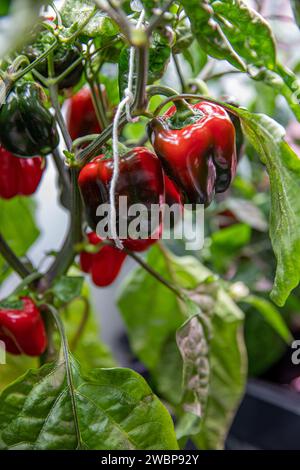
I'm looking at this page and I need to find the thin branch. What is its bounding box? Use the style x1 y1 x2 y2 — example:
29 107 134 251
147 0 174 35
52 148 71 193
0 235 31 279
172 53 185 92
125 249 184 300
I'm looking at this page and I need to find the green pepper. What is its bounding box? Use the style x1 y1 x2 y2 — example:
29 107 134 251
24 32 83 89
0 81 59 157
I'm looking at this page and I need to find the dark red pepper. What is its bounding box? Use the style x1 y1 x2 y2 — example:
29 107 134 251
164 174 183 208
80 232 127 287
0 146 44 199
0 297 47 356
78 147 164 238
67 87 102 141
148 101 237 207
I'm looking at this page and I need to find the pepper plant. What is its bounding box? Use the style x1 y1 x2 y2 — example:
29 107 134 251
0 0 299 451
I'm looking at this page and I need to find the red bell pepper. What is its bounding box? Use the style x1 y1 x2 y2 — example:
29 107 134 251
78 147 165 239
67 87 102 141
0 146 44 199
0 297 47 356
80 232 127 287
148 101 237 207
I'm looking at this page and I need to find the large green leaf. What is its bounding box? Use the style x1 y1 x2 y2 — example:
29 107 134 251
0 354 178 450
180 0 300 121
181 0 276 71
232 107 300 306
0 197 39 284
118 246 246 449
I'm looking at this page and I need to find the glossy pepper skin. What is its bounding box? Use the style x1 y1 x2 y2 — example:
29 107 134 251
78 147 165 237
0 297 47 356
148 101 237 207
25 32 83 90
0 146 44 199
67 87 102 141
80 232 127 287
0 82 59 157
164 175 183 208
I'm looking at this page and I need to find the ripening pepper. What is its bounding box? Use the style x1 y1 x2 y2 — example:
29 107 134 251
0 82 59 157
80 232 127 287
0 146 44 199
78 147 165 238
148 101 237 207
24 32 83 90
0 297 47 356
67 87 102 141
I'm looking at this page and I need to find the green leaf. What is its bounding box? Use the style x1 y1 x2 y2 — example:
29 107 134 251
192 290 246 450
0 355 179 450
181 0 276 72
233 107 300 305
0 197 39 284
241 295 291 343
52 275 84 305
60 0 119 38
0 355 37 393
118 246 246 449
180 1 300 121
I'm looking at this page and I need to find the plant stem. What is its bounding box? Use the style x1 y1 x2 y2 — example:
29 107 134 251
45 303 83 449
52 148 71 192
86 66 107 130
133 45 149 113
153 93 241 117
59 7 98 43
0 235 31 279
72 134 101 150
49 84 73 152
172 53 185 92
94 0 132 41
11 38 58 82
69 297 90 351
76 113 127 165
125 250 184 300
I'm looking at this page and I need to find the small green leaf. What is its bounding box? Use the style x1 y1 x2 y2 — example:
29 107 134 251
52 276 84 305
60 0 119 38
